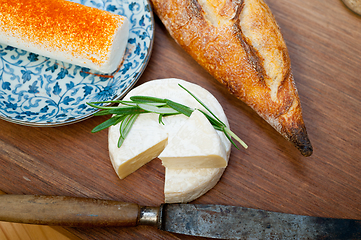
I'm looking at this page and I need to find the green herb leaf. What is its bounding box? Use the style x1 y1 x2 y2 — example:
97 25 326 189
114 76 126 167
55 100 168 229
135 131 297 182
87 84 247 150
159 114 165 125
87 102 118 110
180 84 247 149
91 106 146 116
224 127 248 149
108 106 146 115
93 109 114 116
223 128 240 150
130 96 166 103
91 115 125 133
87 100 122 105
118 114 139 147
197 109 224 129
137 103 179 114
179 84 226 127
165 99 194 117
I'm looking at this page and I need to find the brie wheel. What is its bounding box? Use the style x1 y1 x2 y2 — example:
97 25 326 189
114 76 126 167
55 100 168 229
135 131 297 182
108 78 231 203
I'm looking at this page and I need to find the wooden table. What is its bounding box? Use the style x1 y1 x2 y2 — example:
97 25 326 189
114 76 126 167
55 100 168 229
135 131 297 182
1 0 360 239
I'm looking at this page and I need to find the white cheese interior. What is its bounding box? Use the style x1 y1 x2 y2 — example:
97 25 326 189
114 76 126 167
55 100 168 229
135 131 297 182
108 78 231 203
0 9 129 74
159 110 228 169
108 113 168 179
100 19 129 73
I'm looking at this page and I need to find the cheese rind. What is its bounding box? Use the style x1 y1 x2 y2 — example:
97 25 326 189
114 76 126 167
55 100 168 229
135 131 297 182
164 167 225 203
159 110 228 169
0 0 129 73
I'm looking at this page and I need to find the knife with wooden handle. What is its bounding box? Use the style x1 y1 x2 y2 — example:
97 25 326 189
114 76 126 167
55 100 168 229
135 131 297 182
0 195 360 239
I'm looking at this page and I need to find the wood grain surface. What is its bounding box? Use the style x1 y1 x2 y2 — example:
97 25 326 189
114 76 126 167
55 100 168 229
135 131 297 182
0 0 360 239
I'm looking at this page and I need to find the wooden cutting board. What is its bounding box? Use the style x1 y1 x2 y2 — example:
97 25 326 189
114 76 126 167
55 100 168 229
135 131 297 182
0 0 360 239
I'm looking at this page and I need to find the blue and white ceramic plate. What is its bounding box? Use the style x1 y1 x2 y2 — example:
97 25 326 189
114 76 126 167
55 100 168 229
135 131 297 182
0 0 154 126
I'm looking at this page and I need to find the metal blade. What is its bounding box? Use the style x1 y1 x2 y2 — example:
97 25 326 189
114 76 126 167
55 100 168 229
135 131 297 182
160 204 361 239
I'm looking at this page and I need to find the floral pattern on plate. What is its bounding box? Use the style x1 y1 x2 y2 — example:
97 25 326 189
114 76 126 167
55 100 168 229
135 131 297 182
0 0 154 126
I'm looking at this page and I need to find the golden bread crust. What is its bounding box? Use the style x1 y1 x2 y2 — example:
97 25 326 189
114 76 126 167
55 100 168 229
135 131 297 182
151 0 313 156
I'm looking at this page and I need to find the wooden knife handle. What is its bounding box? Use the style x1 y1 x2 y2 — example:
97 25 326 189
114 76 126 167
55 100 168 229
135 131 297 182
0 195 160 227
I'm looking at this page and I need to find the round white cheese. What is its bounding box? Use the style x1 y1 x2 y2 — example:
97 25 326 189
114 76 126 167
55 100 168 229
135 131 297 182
108 78 231 203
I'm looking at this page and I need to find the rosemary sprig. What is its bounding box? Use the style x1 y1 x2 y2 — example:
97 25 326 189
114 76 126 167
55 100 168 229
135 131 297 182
87 84 248 149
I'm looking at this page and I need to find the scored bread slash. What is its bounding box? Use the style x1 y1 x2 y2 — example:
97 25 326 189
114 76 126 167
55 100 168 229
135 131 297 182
0 0 129 73
159 110 228 169
105 78 232 203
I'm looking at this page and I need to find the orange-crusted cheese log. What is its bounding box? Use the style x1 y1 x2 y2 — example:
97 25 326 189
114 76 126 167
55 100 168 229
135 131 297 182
0 0 129 73
151 0 313 156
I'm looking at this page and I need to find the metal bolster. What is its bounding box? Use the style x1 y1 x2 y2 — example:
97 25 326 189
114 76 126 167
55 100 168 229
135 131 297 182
139 204 165 229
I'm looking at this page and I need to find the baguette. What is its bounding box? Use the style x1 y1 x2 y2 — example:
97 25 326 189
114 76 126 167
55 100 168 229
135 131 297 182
150 0 313 156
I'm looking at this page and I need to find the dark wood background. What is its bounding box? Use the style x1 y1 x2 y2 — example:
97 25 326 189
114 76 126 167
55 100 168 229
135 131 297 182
1 0 360 239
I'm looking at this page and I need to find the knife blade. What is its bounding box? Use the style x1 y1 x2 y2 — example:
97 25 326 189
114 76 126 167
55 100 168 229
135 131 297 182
0 195 359 239
162 204 361 239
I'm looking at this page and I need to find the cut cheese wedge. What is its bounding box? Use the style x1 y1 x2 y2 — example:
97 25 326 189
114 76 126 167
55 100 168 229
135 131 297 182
159 110 228 169
108 114 168 179
108 78 231 203
0 0 129 73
